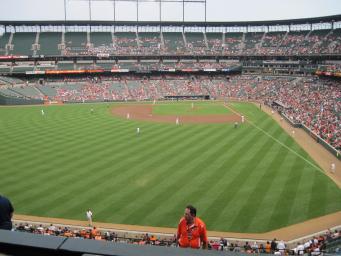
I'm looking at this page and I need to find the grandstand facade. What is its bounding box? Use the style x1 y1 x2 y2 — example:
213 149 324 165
0 15 340 76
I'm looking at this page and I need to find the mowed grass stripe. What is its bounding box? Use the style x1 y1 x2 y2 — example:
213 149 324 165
52 124 220 220
0 119 142 192
21 122 208 216
227 134 294 232
232 102 340 228
92 124 250 223
307 170 327 218
1 116 167 169
0 107 118 162
202 124 283 231
159 130 270 226
246 147 298 232
265 154 309 230
43 124 212 218
226 103 338 229
0 111 166 185
140 125 265 227
153 118 277 229
246 153 310 232
254 157 312 229
91 124 233 223
15 123 188 214
196 118 275 208
3 117 162 203
118 125 249 225
88 129 227 220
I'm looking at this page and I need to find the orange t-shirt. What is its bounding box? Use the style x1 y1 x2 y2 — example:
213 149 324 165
90 228 98 238
265 243 271 253
177 217 208 249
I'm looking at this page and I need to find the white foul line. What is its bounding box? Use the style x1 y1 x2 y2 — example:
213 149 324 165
224 103 325 174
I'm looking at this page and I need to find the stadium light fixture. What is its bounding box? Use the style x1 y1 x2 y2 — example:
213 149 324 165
67 0 206 25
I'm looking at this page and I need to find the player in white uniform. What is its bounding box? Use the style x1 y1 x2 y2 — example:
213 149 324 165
331 163 336 174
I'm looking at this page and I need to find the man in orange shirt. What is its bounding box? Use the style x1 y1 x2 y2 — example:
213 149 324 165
177 205 208 249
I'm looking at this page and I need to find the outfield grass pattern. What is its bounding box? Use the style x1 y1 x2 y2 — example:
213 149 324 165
0 102 340 233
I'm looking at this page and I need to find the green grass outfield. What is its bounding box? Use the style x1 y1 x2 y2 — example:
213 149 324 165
0 101 340 233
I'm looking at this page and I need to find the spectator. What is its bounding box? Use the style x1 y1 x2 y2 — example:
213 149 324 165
265 241 271 253
271 238 277 253
177 205 208 249
277 240 286 255
0 194 14 230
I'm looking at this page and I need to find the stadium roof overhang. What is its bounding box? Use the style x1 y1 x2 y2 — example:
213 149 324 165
0 14 340 27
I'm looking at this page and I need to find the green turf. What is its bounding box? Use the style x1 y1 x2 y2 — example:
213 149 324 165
152 101 231 115
0 102 340 233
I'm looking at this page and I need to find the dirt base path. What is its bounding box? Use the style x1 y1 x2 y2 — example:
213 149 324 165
13 102 341 242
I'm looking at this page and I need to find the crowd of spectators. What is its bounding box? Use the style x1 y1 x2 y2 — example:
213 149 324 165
112 61 237 71
263 77 341 150
138 35 162 55
222 35 244 55
11 222 340 254
257 30 341 56
318 64 341 73
207 38 223 54
60 29 341 56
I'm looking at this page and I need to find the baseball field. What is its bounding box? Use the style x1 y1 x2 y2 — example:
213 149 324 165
0 101 340 233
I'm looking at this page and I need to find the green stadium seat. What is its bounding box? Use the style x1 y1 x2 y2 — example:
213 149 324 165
12 66 35 73
64 32 87 55
0 33 11 55
10 33 36 55
37 85 57 97
163 33 186 54
223 32 243 54
0 65 11 73
115 32 137 47
10 86 42 99
57 62 75 70
91 32 112 47
206 33 223 53
38 32 62 56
